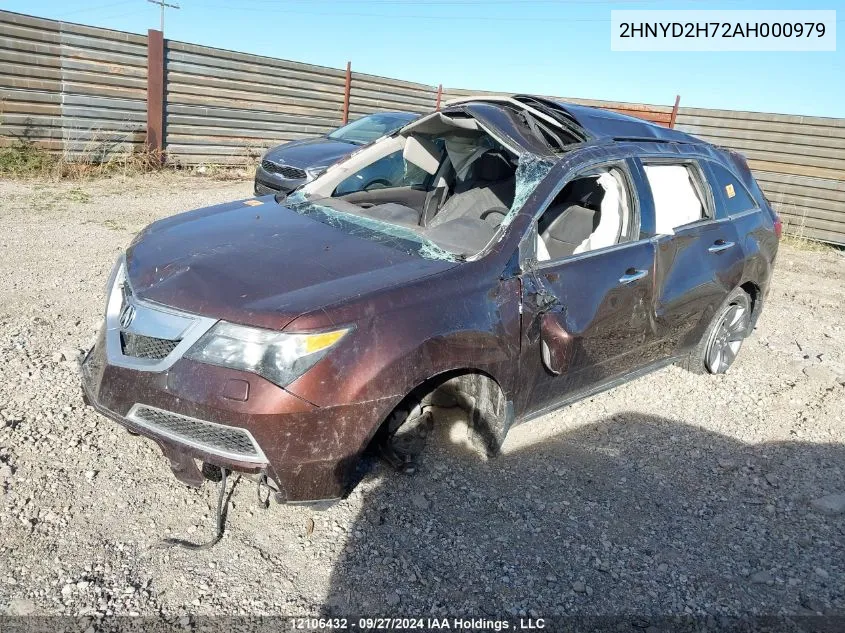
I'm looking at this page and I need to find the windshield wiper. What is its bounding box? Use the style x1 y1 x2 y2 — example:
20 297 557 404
328 135 369 145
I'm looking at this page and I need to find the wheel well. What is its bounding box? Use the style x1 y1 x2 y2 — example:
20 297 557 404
372 369 512 457
740 281 761 317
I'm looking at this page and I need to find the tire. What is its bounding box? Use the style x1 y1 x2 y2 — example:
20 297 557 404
373 397 430 474
681 288 752 375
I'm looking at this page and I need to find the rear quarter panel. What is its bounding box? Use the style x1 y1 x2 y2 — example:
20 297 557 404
735 208 778 308
716 149 779 311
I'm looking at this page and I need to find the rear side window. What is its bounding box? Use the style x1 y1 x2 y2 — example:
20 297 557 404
643 164 708 235
706 162 758 215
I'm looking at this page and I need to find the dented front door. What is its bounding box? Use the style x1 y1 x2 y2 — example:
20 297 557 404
518 239 658 417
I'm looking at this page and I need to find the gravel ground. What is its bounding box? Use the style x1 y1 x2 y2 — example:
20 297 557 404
0 174 843 621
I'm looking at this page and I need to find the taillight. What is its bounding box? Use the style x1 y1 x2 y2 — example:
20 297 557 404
774 215 783 240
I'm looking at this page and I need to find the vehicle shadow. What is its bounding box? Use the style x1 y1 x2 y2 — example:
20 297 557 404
322 409 844 619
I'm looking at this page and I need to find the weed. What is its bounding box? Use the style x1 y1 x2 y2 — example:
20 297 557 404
780 232 840 254
777 209 840 254
0 140 54 176
81 218 129 231
65 187 91 203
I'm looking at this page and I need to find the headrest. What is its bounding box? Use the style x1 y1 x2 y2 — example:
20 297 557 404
403 135 441 175
477 150 512 182
570 176 603 208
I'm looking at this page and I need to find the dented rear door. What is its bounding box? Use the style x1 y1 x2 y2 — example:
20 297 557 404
632 157 746 357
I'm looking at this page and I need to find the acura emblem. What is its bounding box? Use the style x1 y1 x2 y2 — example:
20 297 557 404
119 302 136 329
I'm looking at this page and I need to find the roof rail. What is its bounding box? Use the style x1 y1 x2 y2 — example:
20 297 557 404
611 136 695 144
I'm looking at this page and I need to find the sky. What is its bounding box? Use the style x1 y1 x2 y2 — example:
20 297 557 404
5 0 844 118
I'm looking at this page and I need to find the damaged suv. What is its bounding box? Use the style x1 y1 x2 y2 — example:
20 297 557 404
82 95 780 506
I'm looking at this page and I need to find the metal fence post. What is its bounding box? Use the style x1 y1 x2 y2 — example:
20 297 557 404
342 61 351 124
669 95 681 128
146 29 165 162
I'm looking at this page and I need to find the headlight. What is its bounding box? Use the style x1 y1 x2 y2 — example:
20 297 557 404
305 165 329 180
185 322 350 387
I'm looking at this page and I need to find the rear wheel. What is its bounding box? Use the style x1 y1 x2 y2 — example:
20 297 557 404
682 288 751 375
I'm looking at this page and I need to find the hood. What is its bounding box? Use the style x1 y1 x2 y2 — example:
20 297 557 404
126 198 457 330
263 137 358 170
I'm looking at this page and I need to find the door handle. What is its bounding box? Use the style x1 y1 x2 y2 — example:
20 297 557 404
708 240 735 253
618 268 648 285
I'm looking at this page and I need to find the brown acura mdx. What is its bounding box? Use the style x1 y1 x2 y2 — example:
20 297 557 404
82 95 780 506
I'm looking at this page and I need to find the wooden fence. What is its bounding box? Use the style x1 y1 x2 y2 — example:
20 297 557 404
674 108 845 244
0 11 147 158
1 9 843 244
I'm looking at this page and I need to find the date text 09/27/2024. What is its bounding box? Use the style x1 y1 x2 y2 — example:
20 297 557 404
292 617 547 630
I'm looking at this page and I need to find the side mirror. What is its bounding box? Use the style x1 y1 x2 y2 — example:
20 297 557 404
540 312 573 375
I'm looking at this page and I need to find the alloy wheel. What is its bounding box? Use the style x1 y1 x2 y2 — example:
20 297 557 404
705 302 749 374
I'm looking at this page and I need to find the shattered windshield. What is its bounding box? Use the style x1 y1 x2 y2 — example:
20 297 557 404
282 152 555 262
496 153 556 232
281 107 559 263
282 191 460 262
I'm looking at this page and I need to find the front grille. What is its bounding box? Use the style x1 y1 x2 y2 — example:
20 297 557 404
121 332 179 360
127 405 265 462
261 160 306 179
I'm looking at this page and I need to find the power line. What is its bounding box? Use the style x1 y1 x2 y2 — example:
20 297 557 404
198 5 695 21
199 0 752 22
235 0 744 4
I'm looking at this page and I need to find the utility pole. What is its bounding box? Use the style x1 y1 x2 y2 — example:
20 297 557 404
147 0 179 33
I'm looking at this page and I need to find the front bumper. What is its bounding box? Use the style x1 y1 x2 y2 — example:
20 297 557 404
253 164 307 196
81 330 393 503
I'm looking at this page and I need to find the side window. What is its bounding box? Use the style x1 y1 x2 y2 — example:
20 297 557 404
706 162 757 216
334 149 431 196
535 166 635 262
643 163 708 235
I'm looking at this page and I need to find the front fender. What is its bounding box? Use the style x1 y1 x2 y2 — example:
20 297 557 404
284 268 522 412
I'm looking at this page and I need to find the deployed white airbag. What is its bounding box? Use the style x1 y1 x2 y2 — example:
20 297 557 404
644 164 704 235
574 172 623 254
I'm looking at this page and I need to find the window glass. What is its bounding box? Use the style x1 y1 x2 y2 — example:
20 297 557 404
334 150 430 196
327 114 410 145
707 162 757 215
535 167 633 261
643 164 706 235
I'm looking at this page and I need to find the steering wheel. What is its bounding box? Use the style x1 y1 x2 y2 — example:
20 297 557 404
479 206 510 227
364 178 392 191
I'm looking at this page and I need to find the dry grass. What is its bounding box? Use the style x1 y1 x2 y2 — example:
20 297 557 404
779 210 841 254
0 118 264 183
0 139 261 183
186 162 257 181
0 138 164 180
780 232 840 254
172 139 265 181
0 106 267 182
